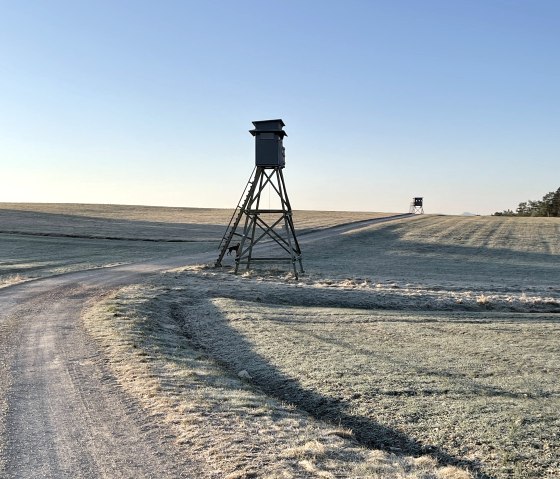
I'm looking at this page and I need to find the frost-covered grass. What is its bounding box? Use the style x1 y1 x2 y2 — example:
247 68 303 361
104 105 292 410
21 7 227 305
10 205 556 477
0 273 25 288
0 202 393 286
0 204 227 241
0 202 391 239
197 276 559 478
84 281 471 479
0 233 210 287
302 215 560 290
0 203 220 286
87 266 559 478
83 214 560 478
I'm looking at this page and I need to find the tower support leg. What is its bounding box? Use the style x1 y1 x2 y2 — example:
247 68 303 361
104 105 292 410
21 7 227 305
217 166 303 278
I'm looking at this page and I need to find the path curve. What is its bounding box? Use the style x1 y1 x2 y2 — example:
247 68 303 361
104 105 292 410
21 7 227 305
0 213 413 478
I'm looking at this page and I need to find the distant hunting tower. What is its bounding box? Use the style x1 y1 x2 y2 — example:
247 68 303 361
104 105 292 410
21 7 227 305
215 119 304 278
410 197 424 214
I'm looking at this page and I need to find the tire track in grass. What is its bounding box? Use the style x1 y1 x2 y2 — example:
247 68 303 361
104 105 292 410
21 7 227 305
164 268 559 478
110 270 491 478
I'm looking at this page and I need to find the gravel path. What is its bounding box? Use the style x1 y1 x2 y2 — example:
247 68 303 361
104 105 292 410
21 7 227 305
0 259 214 478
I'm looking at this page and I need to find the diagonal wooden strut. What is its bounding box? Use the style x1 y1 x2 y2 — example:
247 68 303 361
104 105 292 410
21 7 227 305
215 166 303 278
215 166 260 267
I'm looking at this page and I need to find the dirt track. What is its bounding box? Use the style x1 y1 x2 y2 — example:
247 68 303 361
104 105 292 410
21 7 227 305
0 259 211 478
0 214 409 478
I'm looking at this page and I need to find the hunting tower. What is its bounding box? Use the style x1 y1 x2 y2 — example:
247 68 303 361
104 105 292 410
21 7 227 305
215 119 304 278
410 197 424 214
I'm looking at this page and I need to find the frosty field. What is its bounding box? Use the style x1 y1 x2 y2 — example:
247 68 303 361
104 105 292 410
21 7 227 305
2 204 559 478
0 203 388 286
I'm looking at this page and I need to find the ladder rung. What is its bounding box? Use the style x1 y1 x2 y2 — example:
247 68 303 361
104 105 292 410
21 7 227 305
247 209 284 214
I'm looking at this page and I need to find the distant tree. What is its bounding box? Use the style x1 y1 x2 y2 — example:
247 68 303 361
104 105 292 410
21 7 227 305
493 187 560 217
516 201 529 216
552 188 560 216
528 199 546 216
493 209 515 216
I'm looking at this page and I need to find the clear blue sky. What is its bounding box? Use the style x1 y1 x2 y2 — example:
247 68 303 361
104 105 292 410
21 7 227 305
1 1 558 214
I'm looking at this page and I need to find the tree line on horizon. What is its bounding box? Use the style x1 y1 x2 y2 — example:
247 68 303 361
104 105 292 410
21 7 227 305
494 187 560 217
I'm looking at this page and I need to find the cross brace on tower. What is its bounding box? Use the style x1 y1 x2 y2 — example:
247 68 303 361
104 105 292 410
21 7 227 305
410 197 424 214
215 119 304 279
215 165 303 278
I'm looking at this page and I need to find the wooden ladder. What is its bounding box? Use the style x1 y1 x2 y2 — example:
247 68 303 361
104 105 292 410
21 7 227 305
215 167 259 267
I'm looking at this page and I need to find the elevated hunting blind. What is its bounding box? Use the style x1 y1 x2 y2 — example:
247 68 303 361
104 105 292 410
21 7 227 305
251 119 286 167
215 119 304 278
410 197 424 214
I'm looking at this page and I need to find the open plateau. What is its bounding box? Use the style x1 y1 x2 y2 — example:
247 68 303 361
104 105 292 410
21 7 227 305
0 203 558 479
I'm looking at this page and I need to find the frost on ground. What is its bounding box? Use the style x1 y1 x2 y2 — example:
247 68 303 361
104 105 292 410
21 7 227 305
236 270 560 314
0 233 211 286
84 215 560 479
84 277 472 479
301 214 560 291
0 203 391 286
0 274 25 289
0 203 391 240
85 266 559 478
